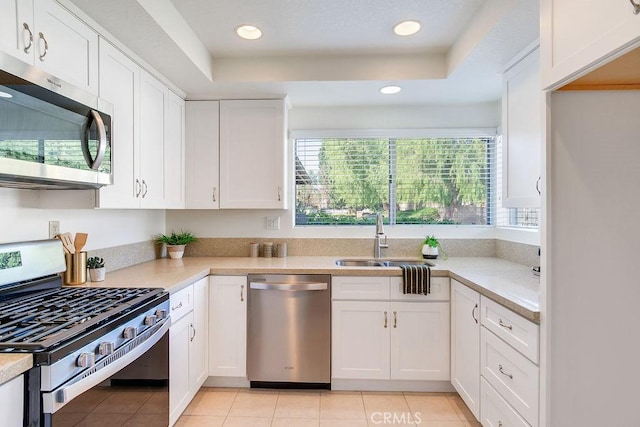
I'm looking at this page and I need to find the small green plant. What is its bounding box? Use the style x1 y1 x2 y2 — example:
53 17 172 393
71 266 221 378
153 230 198 246
423 235 440 248
87 257 105 269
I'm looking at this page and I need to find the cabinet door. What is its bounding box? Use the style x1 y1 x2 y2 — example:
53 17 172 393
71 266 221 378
169 313 191 426
541 0 640 89
0 375 23 426
451 280 480 419
165 90 185 209
139 70 167 208
34 0 98 94
502 47 541 208
219 99 287 209
390 301 450 381
209 276 247 377
96 39 140 208
189 277 208 389
0 0 34 63
332 300 390 380
185 101 220 209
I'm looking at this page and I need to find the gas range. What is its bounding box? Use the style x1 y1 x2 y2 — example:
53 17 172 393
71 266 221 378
0 239 170 426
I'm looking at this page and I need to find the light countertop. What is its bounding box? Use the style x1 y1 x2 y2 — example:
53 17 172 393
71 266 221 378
77 255 540 322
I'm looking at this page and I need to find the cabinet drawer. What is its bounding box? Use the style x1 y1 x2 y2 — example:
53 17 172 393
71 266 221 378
389 277 450 301
170 284 193 322
332 276 390 300
481 327 539 427
480 377 530 427
481 296 539 363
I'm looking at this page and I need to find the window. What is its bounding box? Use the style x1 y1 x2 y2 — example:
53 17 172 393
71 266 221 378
295 133 496 226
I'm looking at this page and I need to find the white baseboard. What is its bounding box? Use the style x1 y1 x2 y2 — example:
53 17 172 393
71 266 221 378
203 376 250 388
331 379 455 392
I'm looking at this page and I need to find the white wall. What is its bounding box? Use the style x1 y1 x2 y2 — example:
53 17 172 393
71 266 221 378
546 90 640 426
168 102 540 243
0 188 165 250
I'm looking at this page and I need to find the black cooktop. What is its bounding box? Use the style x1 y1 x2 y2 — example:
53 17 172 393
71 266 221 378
0 286 165 351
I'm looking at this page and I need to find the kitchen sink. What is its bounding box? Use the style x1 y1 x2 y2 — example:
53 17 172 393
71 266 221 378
335 258 434 267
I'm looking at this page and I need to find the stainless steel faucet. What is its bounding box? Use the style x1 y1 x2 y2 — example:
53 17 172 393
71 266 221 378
374 213 389 258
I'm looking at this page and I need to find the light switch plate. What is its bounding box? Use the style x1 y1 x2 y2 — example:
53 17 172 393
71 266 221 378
266 216 280 230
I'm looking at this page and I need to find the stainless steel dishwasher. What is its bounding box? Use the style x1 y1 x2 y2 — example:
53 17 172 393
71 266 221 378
247 274 331 388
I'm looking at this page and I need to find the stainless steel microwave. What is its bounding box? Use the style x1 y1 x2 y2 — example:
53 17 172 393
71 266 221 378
0 51 113 189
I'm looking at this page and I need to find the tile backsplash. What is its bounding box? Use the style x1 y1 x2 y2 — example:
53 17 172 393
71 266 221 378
94 238 540 272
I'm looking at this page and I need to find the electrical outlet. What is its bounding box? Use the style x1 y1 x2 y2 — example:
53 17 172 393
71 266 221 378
266 216 280 230
49 221 60 239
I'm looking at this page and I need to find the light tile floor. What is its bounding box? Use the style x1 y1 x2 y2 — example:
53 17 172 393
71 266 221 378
177 388 481 427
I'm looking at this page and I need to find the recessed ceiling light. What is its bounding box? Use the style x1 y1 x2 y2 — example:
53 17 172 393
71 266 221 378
393 20 421 36
380 85 402 95
0 91 13 98
235 24 263 40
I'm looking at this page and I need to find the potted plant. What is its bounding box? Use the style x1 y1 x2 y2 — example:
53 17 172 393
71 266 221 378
153 230 198 259
422 235 443 259
87 257 106 282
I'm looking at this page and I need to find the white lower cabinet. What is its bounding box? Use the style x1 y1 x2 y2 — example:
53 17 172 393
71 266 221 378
209 276 247 377
332 276 449 382
450 280 480 419
480 377 530 427
169 277 208 426
0 375 23 427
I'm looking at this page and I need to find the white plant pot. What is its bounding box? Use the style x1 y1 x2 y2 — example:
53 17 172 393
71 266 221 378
422 244 439 259
89 267 106 282
167 244 186 259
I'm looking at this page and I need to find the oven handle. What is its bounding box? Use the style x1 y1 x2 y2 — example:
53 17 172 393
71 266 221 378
42 318 170 414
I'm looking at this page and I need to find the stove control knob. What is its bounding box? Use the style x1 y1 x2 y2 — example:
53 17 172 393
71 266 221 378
123 326 138 340
144 314 158 326
98 341 115 356
155 309 168 320
77 352 95 368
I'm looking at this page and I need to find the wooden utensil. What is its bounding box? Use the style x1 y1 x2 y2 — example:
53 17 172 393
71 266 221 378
74 232 88 253
57 233 75 254
54 234 70 254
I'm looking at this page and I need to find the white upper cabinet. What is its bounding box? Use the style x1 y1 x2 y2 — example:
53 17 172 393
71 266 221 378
96 38 139 208
219 99 288 209
502 46 541 208
165 90 185 209
185 101 220 209
96 42 185 209
0 0 98 94
0 0 34 62
541 0 640 89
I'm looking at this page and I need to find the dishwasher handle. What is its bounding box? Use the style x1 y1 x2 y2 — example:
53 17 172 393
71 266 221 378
249 282 328 291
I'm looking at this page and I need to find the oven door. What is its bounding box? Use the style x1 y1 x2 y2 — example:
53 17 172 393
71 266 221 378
29 321 169 427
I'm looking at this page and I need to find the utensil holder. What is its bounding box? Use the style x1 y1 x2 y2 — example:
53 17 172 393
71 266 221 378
64 252 87 285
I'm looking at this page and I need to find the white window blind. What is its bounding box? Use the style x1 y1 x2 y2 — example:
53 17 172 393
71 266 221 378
295 136 496 226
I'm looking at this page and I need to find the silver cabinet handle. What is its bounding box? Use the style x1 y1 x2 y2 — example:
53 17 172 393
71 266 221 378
171 301 183 311
536 176 541 195
631 0 640 14
22 23 33 53
498 364 513 379
81 110 107 170
277 186 281 201
240 284 244 302
212 187 217 202
135 179 142 197
38 32 48 61
142 180 148 198
472 303 478 324
498 319 513 330
384 311 388 328
190 323 196 342
393 311 397 328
